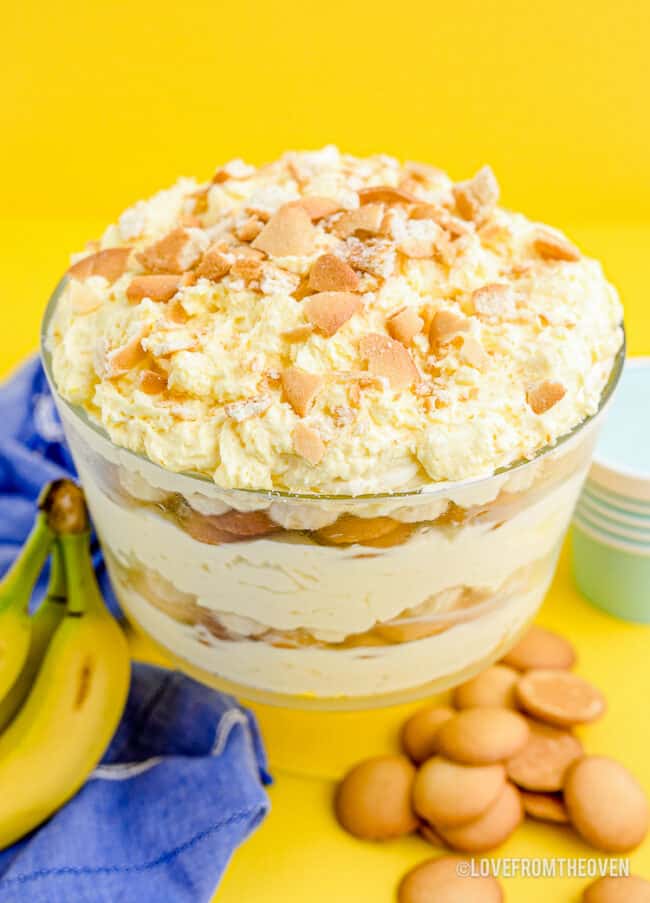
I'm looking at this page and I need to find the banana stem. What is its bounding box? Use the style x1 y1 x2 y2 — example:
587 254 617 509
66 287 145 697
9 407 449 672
46 542 67 603
38 480 88 535
58 532 94 617
0 515 54 613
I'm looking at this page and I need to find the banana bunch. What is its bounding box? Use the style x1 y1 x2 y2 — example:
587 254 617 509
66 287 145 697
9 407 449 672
0 479 131 848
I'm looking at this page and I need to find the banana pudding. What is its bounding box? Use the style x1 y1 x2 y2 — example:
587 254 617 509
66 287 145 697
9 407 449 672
42 147 624 706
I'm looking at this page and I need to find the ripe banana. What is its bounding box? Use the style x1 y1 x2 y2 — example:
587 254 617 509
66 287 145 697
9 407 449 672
0 543 67 731
0 526 131 849
0 509 55 701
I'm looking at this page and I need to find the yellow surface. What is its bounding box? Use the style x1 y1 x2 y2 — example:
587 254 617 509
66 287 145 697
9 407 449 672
3 0 650 226
3 1 650 899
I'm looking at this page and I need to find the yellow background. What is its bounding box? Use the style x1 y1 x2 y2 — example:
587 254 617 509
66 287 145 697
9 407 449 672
2 1 650 900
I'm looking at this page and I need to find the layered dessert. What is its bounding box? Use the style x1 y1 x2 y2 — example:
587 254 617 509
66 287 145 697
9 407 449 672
43 147 624 706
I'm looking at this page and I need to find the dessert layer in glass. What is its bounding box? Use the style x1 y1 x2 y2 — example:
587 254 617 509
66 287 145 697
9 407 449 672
47 391 608 706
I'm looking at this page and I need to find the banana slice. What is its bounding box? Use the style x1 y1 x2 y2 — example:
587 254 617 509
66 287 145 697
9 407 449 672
356 523 416 548
314 515 400 546
374 618 453 643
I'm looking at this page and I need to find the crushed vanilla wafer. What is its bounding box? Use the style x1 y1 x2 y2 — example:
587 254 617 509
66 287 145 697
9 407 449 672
292 422 326 466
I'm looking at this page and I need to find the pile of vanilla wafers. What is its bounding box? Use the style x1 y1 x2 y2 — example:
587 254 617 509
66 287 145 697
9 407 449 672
335 625 650 902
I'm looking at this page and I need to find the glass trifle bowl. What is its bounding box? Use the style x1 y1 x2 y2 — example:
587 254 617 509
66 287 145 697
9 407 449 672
42 150 624 709
42 280 624 709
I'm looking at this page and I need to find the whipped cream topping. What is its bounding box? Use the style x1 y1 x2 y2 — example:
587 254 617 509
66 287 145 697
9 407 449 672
47 146 623 493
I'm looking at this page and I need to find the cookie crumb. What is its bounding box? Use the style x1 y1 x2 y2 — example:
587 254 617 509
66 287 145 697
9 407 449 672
282 366 323 416
526 381 566 414
293 422 326 465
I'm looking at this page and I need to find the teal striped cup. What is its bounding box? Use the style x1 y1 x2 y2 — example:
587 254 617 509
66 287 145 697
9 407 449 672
573 357 650 622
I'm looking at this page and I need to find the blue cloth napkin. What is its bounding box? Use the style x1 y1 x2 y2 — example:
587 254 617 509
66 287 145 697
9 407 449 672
0 359 271 903
0 356 118 614
0 665 271 903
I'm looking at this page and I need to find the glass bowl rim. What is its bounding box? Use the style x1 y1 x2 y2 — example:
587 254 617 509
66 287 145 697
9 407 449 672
40 275 626 503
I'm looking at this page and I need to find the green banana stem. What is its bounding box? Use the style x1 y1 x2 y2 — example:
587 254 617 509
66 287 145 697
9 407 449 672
0 479 89 614
0 516 54 614
38 479 91 615
47 542 67 603
58 533 98 617
0 544 68 732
